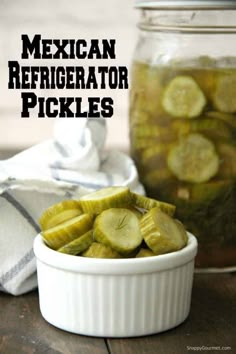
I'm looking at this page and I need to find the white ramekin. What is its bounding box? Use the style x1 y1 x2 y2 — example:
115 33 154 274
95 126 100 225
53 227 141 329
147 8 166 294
34 233 197 337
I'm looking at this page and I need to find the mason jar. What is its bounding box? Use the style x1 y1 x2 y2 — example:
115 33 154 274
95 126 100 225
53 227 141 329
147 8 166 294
129 0 236 269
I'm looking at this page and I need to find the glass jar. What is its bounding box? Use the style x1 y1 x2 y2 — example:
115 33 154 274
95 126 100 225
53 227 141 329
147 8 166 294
129 0 236 269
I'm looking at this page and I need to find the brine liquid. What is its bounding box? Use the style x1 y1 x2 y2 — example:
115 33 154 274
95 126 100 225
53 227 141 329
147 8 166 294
129 59 236 268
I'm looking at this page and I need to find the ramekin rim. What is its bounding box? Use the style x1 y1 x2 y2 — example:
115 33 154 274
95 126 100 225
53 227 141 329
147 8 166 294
34 232 197 274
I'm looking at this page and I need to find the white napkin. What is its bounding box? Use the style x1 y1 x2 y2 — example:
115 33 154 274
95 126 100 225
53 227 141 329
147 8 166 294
0 118 144 295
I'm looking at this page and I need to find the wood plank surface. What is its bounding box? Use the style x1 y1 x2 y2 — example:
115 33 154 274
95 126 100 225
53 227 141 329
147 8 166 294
107 273 236 354
0 274 235 354
0 290 108 354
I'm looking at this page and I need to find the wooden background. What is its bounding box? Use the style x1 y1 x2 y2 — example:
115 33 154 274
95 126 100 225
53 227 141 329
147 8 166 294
0 0 137 152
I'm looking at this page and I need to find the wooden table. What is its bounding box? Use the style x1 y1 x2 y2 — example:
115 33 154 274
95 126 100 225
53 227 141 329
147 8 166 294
0 273 235 354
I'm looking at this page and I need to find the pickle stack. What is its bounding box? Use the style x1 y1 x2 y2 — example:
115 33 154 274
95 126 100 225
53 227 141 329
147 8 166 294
39 187 188 258
129 58 236 267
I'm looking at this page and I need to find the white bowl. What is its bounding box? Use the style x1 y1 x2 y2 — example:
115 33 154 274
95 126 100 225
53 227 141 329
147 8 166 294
34 233 197 337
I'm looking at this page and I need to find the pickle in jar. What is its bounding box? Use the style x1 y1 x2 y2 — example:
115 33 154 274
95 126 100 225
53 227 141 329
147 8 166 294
130 62 164 119
216 142 236 178
212 73 236 113
189 117 234 141
206 111 236 130
129 58 236 267
162 75 206 119
167 133 220 183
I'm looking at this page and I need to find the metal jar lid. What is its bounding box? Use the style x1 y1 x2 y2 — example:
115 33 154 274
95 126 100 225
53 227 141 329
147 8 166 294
135 1 236 9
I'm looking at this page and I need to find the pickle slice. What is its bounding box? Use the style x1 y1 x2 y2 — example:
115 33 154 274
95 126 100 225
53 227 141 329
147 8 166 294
79 187 132 214
136 248 155 258
39 200 82 231
162 76 206 118
42 213 93 250
94 208 143 255
139 151 168 171
129 108 150 126
58 230 93 255
217 143 236 178
131 136 159 150
140 208 188 255
206 111 236 130
167 133 219 183
139 144 172 163
82 242 121 258
142 169 175 190
213 74 236 113
190 180 233 204
130 62 164 117
131 192 176 216
189 67 217 101
174 219 188 244
128 207 144 219
131 125 167 139
190 118 233 141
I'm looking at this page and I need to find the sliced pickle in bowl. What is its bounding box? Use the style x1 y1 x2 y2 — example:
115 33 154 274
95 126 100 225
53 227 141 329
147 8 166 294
38 187 192 259
136 248 155 258
82 242 121 259
58 230 93 255
41 214 94 250
128 207 144 219
131 192 176 216
39 200 82 231
94 208 143 255
79 186 132 214
140 208 188 255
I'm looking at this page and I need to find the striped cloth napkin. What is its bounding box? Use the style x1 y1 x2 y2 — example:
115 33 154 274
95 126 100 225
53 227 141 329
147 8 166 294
0 118 144 295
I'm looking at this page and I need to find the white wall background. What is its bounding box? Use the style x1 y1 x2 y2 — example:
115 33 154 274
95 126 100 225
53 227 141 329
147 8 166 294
0 0 138 151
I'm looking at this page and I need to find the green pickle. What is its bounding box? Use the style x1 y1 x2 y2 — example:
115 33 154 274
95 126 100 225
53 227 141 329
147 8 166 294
58 230 93 255
94 208 143 255
162 76 206 118
39 187 189 259
82 242 121 259
129 58 236 268
136 248 155 258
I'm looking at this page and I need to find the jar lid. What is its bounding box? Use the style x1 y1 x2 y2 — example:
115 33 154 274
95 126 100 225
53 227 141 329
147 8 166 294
135 0 236 9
